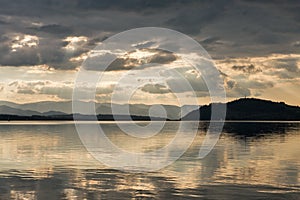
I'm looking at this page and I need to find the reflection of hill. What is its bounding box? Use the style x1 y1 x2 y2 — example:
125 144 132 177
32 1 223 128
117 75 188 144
184 98 300 120
221 122 300 136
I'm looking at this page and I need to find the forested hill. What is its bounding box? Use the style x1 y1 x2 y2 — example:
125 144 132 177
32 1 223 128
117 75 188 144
183 98 300 121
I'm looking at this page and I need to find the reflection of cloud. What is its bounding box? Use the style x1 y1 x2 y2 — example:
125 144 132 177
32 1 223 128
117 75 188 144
0 122 299 198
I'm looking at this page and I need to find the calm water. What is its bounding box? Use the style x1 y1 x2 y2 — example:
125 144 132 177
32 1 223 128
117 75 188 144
0 121 299 200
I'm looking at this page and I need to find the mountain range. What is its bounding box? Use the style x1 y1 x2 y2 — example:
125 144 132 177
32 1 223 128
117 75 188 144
0 98 300 121
0 100 196 120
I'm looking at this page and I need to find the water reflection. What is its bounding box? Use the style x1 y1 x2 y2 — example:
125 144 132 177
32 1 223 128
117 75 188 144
222 121 300 136
0 121 299 199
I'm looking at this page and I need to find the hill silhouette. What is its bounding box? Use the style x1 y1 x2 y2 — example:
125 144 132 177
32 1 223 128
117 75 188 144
183 98 300 121
0 98 299 121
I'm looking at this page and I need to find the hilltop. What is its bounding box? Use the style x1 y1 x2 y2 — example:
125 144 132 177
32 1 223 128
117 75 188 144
183 98 300 121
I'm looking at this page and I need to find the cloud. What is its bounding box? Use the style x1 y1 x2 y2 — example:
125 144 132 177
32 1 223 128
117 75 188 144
232 64 262 73
96 84 115 95
0 0 299 105
7 80 119 100
158 67 210 97
272 58 299 72
226 80 236 89
0 32 93 70
166 1 228 34
17 89 35 94
226 83 251 98
86 49 178 71
29 24 73 35
240 80 274 89
0 0 299 70
292 41 300 47
140 83 170 94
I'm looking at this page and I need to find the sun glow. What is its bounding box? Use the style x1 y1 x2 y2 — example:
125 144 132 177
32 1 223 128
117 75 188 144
63 36 88 51
11 35 39 52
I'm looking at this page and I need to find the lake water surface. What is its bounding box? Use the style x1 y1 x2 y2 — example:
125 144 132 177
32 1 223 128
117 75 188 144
0 121 299 199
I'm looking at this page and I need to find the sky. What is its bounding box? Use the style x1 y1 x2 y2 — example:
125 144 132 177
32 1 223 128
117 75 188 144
0 0 299 106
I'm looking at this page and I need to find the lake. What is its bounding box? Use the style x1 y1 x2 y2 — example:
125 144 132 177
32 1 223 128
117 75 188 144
0 121 299 199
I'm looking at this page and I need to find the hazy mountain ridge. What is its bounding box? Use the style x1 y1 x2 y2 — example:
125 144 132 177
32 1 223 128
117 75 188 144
0 101 196 119
0 98 300 120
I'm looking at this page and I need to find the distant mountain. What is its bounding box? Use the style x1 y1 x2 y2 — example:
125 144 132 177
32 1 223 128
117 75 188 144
0 101 73 114
42 111 68 116
1 98 299 121
183 98 300 120
0 105 41 116
0 101 197 120
96 104 197 119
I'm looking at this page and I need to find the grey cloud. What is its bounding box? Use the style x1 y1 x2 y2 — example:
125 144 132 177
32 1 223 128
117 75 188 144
199 36 220 45
161 67 209 96
0 0 299 70
240 80 274 89
0 20 9 25
292 41 300 47
226 80 236 89
106 57 139 71
232 64 262 73
17 89 36 94
10 80 117 100
140 83 170 94
226 84 251 98
96 85 115 95
265 57 300 80
147 50 177 64
132 41 156 49
28 24 73 35
273 58 299 72
0 48 40 66
166 1 228 34
89 49 178 71
0 32 91 69
39 86 73 99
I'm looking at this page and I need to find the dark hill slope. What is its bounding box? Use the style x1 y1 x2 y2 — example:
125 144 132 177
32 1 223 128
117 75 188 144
183 98 300 120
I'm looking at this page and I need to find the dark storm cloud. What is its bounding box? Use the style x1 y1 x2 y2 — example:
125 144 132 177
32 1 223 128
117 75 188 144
28 24 73 35
0 35 75 69
166 1 228 34
292 41 300 47
0 20 9 25
0 0 197 17
0 0 299 71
